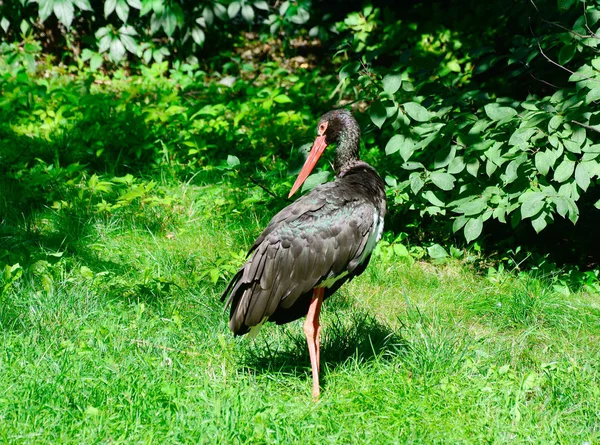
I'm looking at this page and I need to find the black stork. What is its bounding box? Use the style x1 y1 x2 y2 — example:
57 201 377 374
221 109 386 399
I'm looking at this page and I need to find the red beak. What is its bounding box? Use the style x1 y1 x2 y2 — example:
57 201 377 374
289 135 328 198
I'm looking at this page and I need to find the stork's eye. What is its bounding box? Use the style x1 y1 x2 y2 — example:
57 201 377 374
319 123 327 133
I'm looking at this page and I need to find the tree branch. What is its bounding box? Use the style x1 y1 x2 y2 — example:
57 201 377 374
572 120 600 134
541 19 598 40
537 40 575 74
528 71 560 89
248 175 279 199
583 1 600 39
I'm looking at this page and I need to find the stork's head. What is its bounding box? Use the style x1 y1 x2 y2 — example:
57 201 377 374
289 109 359 198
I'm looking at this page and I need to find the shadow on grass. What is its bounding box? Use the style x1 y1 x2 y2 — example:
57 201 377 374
240 309 407 379
239 300 475 393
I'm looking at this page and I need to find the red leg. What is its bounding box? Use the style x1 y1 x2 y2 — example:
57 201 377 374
303 287 324 400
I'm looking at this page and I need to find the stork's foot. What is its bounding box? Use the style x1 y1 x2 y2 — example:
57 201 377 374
304 288 324 400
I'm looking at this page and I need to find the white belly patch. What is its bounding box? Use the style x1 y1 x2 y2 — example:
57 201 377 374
361 211 384 263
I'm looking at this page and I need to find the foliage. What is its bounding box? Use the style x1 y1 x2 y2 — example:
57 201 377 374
336 1 600 246
0 0 321 69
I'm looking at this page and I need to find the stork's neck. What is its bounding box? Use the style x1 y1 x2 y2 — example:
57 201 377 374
334 117 361 174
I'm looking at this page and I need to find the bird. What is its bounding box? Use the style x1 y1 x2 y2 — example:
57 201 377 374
221 109 386 399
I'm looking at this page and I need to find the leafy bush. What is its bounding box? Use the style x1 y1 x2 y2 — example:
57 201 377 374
336 1 600 244
0 0 319 69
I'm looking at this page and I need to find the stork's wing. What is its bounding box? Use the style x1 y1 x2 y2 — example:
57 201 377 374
221 181 380 335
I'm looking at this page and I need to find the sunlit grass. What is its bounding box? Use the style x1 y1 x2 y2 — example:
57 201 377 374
0 184 599 443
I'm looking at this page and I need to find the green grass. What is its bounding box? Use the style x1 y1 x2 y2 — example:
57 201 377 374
1 184 599 444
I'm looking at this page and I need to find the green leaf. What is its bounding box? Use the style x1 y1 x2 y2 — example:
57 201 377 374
369 101 387 128
279 1 289 15
213 3 227 19
555 196 570 217
95 26 110 39
38 0 54 21
455 198 487 216
575 163 591 191
430 172 455 191
384 101 398 118
423 191 445 207
241 4 255 22
157 7 180 37
502 159 521 184
203 6 214 25
90 53 103 71
409 172 424 194
383 73 402 95
385 134 403 156
572 127 586 146
534 151 552 176
464 217 483 243
191 28 205 45
568 200 579 224
403 102 430 122
53 0 75 28
448 156 465 174
399 138 417 161
452 216 468 233
466 158 480 177
393 243 409 257
484 104 517 121
1 17 9 32
531 212 548 233
289 7 310 24
582 159 600 177
74 0 92 10
105 0 117 17
119 33 137 53
558 45 576 65
508 128 536 146
115 0 129 22
447 60 461 72
586 87 600 104
227 155 240 167
301 171 330 193
120 24 136 35
228 1 241 18
109 37 126 62
563 139 581 154
273 94 292 104
254 1 269 11
553 158 575 183
520 192 545 219
548 114 563 132
402 162 424 170
126 0 142 9
486 159 497 176
427 244 449 259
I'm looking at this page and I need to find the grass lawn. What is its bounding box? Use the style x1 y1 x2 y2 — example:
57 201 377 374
1 183 599 444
